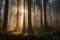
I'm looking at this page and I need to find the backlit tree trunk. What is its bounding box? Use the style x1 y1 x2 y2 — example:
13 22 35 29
3 0 9 31
23 0 25 34
43 0 48 27
28 0 33 35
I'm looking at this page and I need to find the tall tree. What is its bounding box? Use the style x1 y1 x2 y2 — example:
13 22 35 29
34 0 35 29
17 0 19 30
23 0 25 34
0 0 2 17
43 0 52 31
41 0 43 30
28 0 33 35
3 0 9 31
0 0 3 29
47 0 52 26
43 0 49 29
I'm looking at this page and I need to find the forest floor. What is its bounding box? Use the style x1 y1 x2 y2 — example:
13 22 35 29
0 27 60 40
0 30 60 40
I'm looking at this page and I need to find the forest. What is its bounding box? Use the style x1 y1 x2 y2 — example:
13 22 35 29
0 0 60 40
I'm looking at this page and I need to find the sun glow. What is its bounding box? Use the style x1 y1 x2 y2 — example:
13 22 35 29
22 8 24 17
11 5 25 35
7 0 26 35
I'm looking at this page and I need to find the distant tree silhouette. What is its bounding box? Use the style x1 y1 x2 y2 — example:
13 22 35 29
47 0 52 26
16 0 19 30
50 2 52 26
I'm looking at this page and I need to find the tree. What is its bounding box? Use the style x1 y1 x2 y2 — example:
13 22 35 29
43 0 53 31
47 0 52 26
0 0 2 17
3 0 9 31
23 0 25 34
28 0 34 35
49 1 52 26
34 0 35 29
0 0 3 29
43 0 49 30
40 0 43 30
17 0 19 30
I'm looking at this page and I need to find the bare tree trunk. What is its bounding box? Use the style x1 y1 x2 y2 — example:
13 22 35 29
41 0 43 29
43 0 48 27
0 0 3 29
28 0 33 35
34 0 35 29
17 0 19 30
3 0 9 31
0 0 2 16
23 0 25 34
28 0 32 32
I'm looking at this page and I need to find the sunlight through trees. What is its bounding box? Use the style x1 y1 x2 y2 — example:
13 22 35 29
0 0 60 36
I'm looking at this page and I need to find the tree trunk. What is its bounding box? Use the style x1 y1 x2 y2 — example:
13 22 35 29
43 0 48 27
0 0 3 29
34 0 35 29
23 0 25 34
0 0 2 16
3 0 9 31
28 0 33 35
17 0 19 30
41 0 43 28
